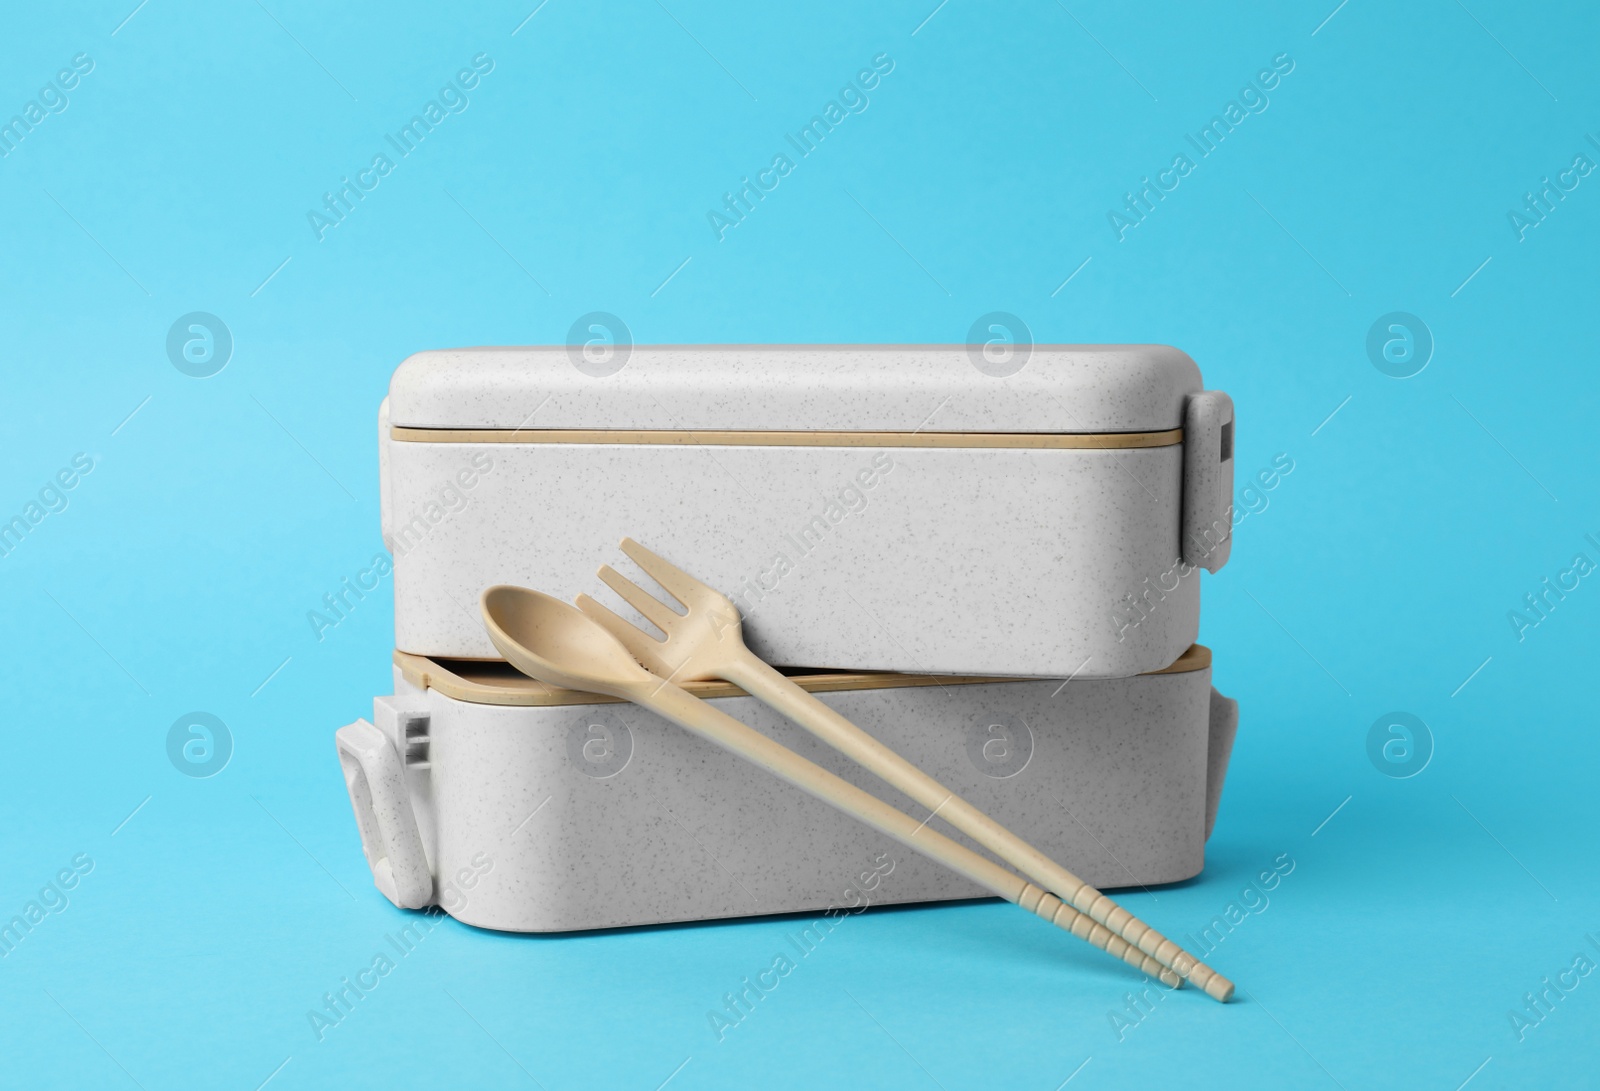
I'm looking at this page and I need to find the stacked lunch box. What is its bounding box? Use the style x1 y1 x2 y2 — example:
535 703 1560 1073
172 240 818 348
336 346 1240 931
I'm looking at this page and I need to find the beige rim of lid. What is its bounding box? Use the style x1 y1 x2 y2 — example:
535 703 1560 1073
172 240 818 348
392 644 1213 707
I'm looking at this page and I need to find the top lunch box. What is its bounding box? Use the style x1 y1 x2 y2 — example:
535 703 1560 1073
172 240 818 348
380 345 1234 678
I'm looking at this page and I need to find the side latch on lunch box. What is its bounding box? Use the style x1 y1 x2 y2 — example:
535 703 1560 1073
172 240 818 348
335 719 432 909
1181 391 1235 573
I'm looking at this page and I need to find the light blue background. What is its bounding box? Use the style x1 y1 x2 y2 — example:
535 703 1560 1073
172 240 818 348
2 1 1596 1087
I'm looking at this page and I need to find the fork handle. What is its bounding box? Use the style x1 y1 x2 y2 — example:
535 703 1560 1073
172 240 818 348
722 656 1234 1003
634 679 1179 988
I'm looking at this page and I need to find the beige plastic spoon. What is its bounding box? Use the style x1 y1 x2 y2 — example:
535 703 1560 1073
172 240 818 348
576 538 1234 1004
481 584 1181 989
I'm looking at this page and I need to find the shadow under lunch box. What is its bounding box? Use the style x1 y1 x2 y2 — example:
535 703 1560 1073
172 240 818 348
335 645 1238 932
380 345 1235 678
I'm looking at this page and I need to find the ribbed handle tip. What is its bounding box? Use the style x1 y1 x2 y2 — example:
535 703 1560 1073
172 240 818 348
1022 885 1184 991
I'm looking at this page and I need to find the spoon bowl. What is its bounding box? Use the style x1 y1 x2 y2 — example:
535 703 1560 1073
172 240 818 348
480 585 653 698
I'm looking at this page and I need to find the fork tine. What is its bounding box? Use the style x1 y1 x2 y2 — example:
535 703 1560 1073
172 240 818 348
575 593 668 664
597 564 681 631
618 537 706 604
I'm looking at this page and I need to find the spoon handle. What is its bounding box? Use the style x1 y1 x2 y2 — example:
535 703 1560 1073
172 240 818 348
723 655 1234 1003
635 678 1181 989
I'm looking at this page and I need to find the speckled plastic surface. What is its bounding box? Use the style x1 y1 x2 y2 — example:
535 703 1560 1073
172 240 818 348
380 345 1234 675
335 653 1239 932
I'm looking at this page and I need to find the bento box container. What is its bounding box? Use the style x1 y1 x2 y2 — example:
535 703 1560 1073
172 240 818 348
380 345 1235 678
335 645 1239 932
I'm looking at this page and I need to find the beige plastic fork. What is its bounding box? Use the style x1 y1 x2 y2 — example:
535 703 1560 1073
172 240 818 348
481 585 1181 990
578 537 1235 1003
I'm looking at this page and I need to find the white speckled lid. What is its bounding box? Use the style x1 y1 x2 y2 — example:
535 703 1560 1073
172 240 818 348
388 345 1203 433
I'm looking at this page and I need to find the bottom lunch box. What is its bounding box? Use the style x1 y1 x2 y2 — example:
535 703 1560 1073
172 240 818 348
335 646 1239 933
